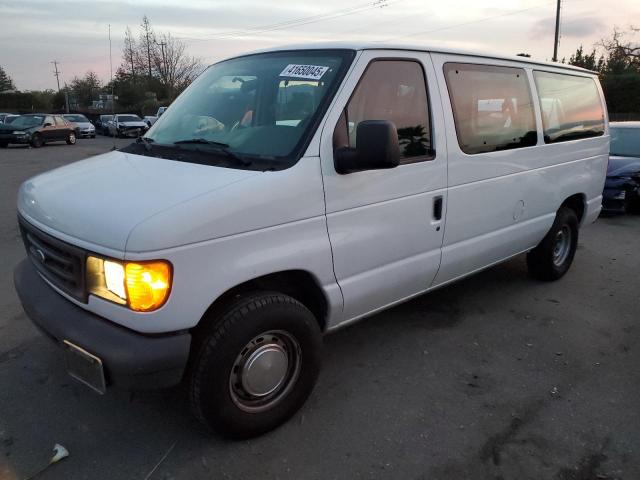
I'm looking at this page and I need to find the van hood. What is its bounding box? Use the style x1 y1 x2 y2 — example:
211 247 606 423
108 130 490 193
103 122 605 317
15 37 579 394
18 150 259 252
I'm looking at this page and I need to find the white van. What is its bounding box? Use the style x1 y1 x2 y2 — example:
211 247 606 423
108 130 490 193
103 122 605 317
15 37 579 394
14 43 608 437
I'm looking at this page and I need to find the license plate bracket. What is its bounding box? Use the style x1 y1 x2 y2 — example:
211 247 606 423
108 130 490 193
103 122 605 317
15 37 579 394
63 340 107 394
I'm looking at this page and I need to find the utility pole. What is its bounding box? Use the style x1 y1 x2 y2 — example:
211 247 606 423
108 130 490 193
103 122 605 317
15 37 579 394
63 82 70 113
155 39 168 98
552 0 561 62
156 40 167 76
51 61 61 92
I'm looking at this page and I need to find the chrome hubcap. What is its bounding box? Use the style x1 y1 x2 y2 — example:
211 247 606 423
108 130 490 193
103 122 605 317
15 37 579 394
241 344 288 396
552 225 571 266
229 330 301 413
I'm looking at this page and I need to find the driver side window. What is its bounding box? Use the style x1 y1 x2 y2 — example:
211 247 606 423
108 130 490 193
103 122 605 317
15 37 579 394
333 60 433 163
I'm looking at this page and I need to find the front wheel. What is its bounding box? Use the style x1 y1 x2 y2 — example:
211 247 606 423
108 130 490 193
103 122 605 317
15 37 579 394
188 292 322 438
527 206 578 281
66 132 76 145
30 133 43 148
0 142 7 148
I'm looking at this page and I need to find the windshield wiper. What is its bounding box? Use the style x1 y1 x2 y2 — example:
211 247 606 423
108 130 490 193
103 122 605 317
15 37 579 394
136 136 154 152
174 138 230 148
172 138 251 166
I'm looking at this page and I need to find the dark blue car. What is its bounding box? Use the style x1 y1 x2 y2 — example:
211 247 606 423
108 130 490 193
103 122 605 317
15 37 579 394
602 122 640 214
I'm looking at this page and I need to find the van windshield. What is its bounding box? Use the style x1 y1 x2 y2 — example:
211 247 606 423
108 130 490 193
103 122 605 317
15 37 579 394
144 50 354 169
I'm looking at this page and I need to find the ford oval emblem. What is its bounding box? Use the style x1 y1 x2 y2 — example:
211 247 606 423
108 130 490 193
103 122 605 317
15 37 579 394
30 246 46 262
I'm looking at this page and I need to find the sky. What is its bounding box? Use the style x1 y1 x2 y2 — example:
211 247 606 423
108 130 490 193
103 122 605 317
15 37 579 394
1 0 638 91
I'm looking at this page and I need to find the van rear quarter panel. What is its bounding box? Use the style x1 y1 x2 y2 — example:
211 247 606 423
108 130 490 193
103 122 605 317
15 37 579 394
430 53 609 284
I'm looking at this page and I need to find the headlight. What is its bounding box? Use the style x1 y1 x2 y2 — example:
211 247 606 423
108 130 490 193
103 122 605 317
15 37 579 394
13 131 26 135
86 256 172 312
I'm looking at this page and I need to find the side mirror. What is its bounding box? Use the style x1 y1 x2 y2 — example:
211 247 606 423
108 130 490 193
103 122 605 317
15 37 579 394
44 122 53 127
334 120 400 174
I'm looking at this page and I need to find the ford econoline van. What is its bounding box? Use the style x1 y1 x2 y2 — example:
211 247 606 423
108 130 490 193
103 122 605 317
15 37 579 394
14 43 608 437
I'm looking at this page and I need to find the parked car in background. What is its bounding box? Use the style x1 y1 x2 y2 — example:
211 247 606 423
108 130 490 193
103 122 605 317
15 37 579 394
0 114 76 148
63 114 96 138
95 115 113 135
603 122 640 214
143 115 156 127
107 114 148 137
142 107 169 128
2 114 19 124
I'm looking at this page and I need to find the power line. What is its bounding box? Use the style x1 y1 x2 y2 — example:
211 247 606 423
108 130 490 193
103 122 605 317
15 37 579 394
380 1 560 42
176 0 401 43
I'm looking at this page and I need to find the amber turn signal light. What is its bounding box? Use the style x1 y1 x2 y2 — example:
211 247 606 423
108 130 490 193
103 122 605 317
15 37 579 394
125 261 172 312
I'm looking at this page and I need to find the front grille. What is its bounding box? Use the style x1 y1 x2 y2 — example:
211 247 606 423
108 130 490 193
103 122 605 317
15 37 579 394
19 217 87 302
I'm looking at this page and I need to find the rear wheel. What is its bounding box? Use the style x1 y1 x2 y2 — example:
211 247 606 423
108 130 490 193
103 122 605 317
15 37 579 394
66 132 76 145
30 133 43 148
527 206 578 281
189 292 322 438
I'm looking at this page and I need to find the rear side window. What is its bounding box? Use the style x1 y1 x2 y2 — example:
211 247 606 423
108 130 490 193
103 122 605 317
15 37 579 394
444 63 537 155
533 71 604 143
335 60 432 162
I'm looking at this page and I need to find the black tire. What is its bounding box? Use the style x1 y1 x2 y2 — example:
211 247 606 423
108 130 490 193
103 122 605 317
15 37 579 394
90 134 96 139
0 142 7 148
189 292 322 438
66 131 76 145
527 206 579 281
30 133 43 148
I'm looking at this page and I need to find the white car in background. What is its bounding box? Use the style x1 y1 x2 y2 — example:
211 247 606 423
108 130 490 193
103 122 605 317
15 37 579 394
107 114 148 138
63 114 96 138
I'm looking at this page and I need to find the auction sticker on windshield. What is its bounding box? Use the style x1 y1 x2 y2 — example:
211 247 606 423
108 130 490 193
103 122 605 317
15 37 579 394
279 64 329 80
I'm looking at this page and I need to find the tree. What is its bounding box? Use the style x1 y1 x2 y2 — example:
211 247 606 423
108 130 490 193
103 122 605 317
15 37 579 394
0 65 16 91
151 33 204 99
138 15 157 79
568 46 604 72
122 27 139 78
599 27 640 69
69 71 102 108
582 27 640 116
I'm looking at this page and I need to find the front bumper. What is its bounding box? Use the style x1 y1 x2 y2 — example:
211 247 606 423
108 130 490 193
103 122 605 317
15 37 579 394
14 258 191 390
602 187 635 213
77 128 95 137
0 133 30 144
119 126 148 137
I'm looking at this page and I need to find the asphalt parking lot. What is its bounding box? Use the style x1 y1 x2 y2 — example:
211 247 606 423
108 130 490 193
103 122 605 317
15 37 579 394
0 137 639 480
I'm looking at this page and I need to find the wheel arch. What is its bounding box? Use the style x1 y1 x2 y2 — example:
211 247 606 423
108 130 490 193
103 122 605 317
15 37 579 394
560 193 586 225
194 270 330 336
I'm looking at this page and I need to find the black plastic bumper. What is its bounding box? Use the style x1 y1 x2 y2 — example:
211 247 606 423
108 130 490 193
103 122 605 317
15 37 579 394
14 258 191 390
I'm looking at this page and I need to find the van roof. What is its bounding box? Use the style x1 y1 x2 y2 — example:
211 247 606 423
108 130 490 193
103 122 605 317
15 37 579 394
244 41 597 75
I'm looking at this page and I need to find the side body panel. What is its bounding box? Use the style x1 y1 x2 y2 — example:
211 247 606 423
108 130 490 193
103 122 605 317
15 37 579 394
430 53 609 286
319 50 449 328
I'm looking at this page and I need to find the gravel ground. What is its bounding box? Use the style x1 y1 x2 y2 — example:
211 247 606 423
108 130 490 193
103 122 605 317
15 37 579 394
1 137 638 480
